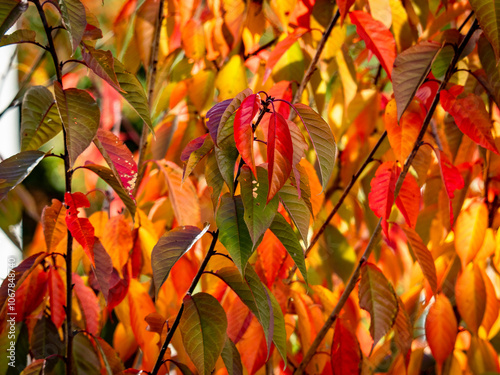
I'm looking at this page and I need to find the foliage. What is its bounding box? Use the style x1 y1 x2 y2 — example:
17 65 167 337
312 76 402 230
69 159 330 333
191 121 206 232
1 0 500 374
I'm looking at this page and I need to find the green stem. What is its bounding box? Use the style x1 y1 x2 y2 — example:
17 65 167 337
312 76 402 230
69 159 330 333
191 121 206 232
293 18 480 375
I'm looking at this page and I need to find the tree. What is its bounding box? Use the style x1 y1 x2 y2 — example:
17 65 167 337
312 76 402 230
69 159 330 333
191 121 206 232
1 0 500 374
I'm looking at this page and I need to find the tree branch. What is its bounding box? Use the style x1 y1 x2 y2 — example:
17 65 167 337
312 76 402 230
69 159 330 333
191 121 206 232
293 18 480 374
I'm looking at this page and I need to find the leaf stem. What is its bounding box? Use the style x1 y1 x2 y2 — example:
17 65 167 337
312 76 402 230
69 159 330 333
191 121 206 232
293 18 480 374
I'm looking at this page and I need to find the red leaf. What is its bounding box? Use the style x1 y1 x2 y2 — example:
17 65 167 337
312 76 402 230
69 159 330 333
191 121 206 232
95 129 138 198
435 149 464 225
331 318 361 375
289 0 315 29
440 87 500 155
349 11 396 79
263 28 310 83
395 173 420 229
234 94 259 176
65 192 95 265
267 81 293 119
48 268 66 329
181 134 209 162
267 112 293 202
368 162 398 237
107 268 130 310
257 230 288 288
338 0 355 25
73 273 100 335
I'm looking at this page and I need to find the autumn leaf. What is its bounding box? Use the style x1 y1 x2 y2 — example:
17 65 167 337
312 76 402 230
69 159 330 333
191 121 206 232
41 199 67 252
395 173 420 229
440 87 500 155
180 293 228 375
358 263 398 345
206 99 232 143
331 318 362 375
234 94 259 176
455 264 487 334
65 192 95 265
435 149 464 226
182 134 214 182
349 11 396 78
82 43 122 91
368 162 398 238
221 337 243 375
469 0 500 61
48 268 66 329
426 294 458 367
73 273 100 335
59 0 87 52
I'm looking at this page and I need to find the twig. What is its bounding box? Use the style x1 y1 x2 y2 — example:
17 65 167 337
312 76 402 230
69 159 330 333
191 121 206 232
289 9 340 111
293 18 480 374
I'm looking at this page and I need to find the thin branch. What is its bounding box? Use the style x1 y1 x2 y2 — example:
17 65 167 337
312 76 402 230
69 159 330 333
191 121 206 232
293 18 480 374
290 9 340 111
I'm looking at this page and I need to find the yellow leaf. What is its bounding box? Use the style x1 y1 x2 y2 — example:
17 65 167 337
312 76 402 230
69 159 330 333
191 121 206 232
215 55 247 100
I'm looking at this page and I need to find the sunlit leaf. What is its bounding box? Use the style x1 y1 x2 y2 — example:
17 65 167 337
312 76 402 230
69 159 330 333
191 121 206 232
331 318 361 375
20 86 61 152
349 11 396 78
54 83 100 167
239 165 278 246
113 58 153 132
182 134 214 182
215 55 248 100
216 194 253 275
59 0 87 52
151 223 209 298
94 128 137 199
293 103 337 191
358 263 398 344
234 94 259 176
206 99 232 143
385 99 423 163
455 264 486 334
205 150 224 210
267 112 293 202
0 28 35 46
180 293 228 375
65 192 95 265
395 173 420 229
73 273 100 335
469 0 500 61
0 0 28 39
479 267 499 334
217 89 253 146
48 268 66 329
478 35 500 106
435 149 464 226
270 213 307 284
0 150 45 201
425 294 457 367
454 201 488 269
441 87 500 155
82 43 122 91
41 199 67 252
400 225 437 294
82 164 136 217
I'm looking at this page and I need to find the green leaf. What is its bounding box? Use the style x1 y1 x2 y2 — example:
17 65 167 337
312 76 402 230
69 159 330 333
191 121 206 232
221 337 243 375
166 360 194 375
179 293 228 375
239 165 279 247
358 262 398 345
293 103 337 191
113 58 153 132
278 182 310 247
205 150 224 210
0 0 28 39
31 316 64 359
59 0 87 52
151 223 209 298
431 44 454 80
217 88 253 145
0 189 23 248
469 0 500 61
0 150 45 201
21 86 62 151
72 333 100 375
478 35 500 107
268 285 287 364
54 83 100 167
215 113 238 193
82 164 137 217
82 43 122 91
392 41 442 121
216 194 253 275
0 29 35 46
290 163 314 215
213 267 273 357
270 213 308 284
321 225 356 283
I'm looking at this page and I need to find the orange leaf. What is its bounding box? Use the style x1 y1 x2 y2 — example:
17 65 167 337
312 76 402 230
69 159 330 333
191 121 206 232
440 87 500 155
257 230 288 288
455 264 487 334
384 99 423 163
454 201 488 269
479 267 499 335
101 215 133 271
425 294 457 367
267 112 293 202
48 267 66 329
41 199 67 252
338 0 355 25
349 11 396 78
73 273 100 335
225 292 253 344
395 173 420 229
237 316 267 375
331 318 362 375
